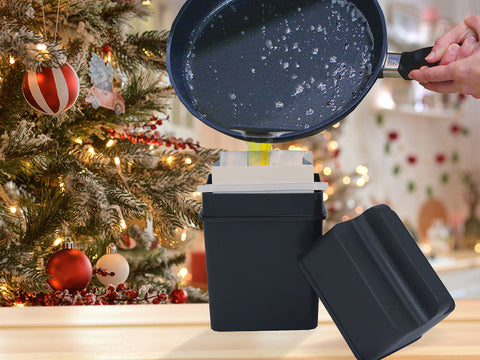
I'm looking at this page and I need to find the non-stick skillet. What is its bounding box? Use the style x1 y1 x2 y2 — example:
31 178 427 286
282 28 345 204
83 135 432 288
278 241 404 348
167 0 437 143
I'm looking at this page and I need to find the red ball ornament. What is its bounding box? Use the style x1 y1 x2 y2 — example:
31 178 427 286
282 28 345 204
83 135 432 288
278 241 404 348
101 43 112 54
387 131 399 142
328 205 337 213
22 63 79 115
407 155 417 165
45 238 92 292
169 282 188 304
435 153 447 164
450 123 461 134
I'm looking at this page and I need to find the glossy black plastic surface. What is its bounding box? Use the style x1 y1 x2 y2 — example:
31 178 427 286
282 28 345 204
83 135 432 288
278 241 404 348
399 47 439 80
299 205 455 360
201 180 326 331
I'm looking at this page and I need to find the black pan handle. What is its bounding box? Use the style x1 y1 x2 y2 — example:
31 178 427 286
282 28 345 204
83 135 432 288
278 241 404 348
381 47 440 80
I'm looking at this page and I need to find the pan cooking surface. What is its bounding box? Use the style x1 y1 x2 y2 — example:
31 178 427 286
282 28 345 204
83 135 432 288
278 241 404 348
184 0 374 135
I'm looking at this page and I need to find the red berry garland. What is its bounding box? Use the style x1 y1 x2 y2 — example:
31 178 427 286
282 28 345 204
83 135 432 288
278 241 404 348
100 116 202 152
5 284 171 307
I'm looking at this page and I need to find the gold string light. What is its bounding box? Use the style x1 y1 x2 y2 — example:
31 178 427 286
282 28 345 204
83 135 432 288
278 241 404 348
475 241 480 254
356 165 368 175
356 178 366 187
288 145 309 151
178 267 188 279
327 140 338 151
0 285 7 295
36 43 47 52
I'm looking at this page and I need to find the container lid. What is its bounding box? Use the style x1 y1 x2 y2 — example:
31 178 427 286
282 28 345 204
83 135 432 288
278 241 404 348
298 205 455 360
197 150 328 194
201 173 326 218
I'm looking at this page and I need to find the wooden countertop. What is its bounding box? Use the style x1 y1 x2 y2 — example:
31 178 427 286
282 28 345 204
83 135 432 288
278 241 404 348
0 299 479 360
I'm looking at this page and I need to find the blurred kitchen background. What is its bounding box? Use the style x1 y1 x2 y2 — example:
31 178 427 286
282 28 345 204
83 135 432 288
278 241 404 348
136 0 480 297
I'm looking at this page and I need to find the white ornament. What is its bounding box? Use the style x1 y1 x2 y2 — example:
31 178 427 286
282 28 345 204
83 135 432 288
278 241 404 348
95 243 130 286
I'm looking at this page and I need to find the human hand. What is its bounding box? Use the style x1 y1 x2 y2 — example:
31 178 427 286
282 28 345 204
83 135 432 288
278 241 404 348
409 14 480 98
424 14 480 64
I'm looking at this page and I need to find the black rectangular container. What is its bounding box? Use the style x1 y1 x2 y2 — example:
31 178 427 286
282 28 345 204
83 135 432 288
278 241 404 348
201 181 325 331
299 204 455 360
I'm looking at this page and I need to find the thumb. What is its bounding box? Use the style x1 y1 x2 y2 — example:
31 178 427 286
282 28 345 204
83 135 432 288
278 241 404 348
464 14 480 39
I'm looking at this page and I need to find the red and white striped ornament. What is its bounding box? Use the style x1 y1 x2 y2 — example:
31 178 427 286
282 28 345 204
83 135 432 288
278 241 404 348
22 63 79 115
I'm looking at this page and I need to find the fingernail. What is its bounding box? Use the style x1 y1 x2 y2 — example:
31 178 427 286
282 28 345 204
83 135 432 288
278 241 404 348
425 51 435 61
450 45 460 54
465 13 474 21
466 37 476 47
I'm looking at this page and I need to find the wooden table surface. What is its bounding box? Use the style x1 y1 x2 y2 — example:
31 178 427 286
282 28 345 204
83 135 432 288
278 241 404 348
0 299 478 360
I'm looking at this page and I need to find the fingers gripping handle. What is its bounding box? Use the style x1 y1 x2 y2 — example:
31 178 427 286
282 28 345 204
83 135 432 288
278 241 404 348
399 47 440 80
381 47 440 80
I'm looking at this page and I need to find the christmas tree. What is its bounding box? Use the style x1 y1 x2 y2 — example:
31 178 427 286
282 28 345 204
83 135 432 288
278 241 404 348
0 0 218 306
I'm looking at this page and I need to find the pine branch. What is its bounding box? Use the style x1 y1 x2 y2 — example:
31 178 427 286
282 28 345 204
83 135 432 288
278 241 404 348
127 247 185 284
185 286 209 303
65 170 146 234
103 140 159 166
0 0 35 26
116 31 169 72
56 0 148 51
120 69 175 120
0 21 67 70
0 121 51 158
20 190 66 245
0 240 51 296
0 206 23 239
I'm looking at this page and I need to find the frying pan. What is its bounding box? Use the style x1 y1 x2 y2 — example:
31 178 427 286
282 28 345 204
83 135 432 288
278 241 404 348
167 0 436 143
